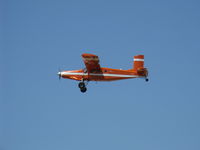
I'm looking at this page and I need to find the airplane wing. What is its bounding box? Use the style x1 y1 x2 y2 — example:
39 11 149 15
82 53 101 73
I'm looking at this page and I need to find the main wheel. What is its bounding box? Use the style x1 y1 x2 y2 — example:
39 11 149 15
78 82 85 88
145 78 149 82
80 87 87 93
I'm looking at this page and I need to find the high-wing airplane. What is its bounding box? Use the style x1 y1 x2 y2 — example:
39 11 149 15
58 53 149 93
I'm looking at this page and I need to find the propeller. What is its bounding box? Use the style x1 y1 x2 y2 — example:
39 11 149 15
57 69 62 80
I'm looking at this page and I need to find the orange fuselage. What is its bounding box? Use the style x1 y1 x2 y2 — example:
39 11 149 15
60 67 145 81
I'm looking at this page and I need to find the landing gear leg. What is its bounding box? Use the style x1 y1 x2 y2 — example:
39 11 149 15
78 81 87 93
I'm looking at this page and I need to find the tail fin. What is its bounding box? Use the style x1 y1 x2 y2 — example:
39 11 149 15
133 55 144 70
132 55 148 77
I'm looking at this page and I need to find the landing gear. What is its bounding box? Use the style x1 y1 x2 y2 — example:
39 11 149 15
145 78 149 82
78 81 87 93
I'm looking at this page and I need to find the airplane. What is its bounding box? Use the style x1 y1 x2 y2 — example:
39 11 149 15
57 53 149 93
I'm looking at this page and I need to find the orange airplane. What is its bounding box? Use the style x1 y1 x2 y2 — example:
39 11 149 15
58 53 149 93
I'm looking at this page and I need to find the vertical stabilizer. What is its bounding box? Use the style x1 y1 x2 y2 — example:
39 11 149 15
133 55 144 70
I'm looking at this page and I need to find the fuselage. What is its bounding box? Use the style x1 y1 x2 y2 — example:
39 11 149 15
60 67 145 81
58 53 148 93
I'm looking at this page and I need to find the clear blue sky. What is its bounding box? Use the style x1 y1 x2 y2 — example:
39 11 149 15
1 0 200 150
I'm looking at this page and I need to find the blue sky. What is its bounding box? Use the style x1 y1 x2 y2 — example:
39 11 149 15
1 0 200 150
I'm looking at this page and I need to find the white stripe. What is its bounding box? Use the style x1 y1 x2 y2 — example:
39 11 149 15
134 58 144 61
90 73 139 78
61 72 139 78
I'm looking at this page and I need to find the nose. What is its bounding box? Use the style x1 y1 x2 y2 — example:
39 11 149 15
57 72 62 80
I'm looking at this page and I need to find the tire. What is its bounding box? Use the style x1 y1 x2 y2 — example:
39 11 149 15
80 87 87 93
78 82 85 88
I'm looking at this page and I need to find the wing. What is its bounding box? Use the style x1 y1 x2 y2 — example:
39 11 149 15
82 53 101 73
